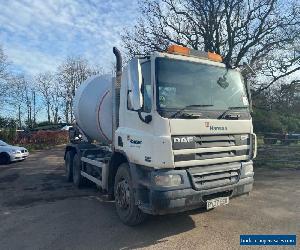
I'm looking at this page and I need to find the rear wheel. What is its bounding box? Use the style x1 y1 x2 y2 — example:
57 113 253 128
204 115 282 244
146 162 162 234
65 151 74 182
0 153 10 165
114 163 147 226
72 154 85 188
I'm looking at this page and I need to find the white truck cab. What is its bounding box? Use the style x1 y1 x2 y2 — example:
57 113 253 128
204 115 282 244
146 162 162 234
65 45 256 225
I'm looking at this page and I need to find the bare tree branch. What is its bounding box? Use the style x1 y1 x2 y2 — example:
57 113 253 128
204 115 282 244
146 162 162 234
122 0 300 94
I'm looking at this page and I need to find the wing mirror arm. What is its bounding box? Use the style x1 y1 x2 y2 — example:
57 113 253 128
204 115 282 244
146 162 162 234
138 109 152 124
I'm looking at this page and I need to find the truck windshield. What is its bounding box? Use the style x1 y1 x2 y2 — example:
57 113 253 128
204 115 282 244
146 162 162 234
156 58 249 115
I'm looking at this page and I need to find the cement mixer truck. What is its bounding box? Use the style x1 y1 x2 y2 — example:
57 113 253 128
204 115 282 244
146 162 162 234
64 45 256 225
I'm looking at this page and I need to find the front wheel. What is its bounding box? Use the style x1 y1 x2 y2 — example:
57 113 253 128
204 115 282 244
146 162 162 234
114 163 147 226
0 153 10 165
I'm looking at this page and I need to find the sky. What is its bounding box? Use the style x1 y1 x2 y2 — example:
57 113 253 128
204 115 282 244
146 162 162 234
0 0 139 75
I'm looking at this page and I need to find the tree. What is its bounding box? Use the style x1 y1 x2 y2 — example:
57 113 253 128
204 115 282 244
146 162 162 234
8 75 25 128
50 79 62 124
0 117 16 129
0 45 10 105
0 117 17 143
252 77 300 132
0 45 38 128
122 0 300 95
8 75 37 128
57 57 103 123
36 72 54 123
270 79 300 115
23 81 36 129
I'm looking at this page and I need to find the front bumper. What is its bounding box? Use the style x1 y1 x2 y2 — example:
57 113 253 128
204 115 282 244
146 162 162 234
131 161 254 215
10 152 29 162
143 177 253 215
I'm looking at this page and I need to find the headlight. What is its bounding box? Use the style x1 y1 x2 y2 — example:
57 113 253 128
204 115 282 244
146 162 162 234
241 164 253 177
154 174 182 187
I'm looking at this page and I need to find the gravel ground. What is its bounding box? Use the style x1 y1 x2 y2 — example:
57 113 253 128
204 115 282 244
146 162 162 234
0 146 299 250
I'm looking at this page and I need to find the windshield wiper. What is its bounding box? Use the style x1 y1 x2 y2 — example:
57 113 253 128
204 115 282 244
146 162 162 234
218 106 248 120
171 104 213 118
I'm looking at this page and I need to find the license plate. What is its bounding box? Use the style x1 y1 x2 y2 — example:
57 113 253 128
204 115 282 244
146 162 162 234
207 197 229 210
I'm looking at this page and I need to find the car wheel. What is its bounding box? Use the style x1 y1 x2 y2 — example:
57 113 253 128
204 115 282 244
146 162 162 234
72 154 85 188
0 153 10 165
114 163 147 226
65 151 74 182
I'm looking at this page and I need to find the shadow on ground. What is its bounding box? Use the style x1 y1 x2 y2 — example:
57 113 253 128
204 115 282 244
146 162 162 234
0 150 198 249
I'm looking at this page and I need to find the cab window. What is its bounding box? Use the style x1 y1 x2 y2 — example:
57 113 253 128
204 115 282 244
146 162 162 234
141 61 152 113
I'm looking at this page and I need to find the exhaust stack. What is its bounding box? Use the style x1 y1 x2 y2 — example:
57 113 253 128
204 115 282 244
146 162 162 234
113 47 122 75
112 47 122 146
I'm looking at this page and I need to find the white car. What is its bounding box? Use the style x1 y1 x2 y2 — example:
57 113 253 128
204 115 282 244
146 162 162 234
0 140 29 164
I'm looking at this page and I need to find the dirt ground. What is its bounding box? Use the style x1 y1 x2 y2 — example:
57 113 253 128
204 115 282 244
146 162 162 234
0 146 299 250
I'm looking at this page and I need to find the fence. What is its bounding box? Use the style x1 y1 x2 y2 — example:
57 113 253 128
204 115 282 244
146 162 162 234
254 133 300 168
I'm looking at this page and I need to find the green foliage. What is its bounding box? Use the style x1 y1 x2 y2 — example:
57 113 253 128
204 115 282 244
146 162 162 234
24 119 37 129
280 116 300 132
0 117 16 129
253 109 300 133
253 109 282 133
0 128 16 144
253 81 300 133
0 117 17 143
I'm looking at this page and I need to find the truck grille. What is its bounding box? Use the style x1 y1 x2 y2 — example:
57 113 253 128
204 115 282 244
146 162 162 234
172 134 251 168
188 163 240 190
172 134 249 150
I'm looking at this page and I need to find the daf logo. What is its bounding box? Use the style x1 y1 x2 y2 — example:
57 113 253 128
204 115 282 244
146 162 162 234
173 136 194 143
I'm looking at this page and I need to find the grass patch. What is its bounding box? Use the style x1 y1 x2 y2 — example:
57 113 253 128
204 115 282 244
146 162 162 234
254 160 300 170
254 144 300 170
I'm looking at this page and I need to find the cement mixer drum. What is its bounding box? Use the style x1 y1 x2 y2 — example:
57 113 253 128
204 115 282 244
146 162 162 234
73 74 112 144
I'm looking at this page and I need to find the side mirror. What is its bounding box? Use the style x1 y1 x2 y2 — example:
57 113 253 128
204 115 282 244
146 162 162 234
138 109 152 124
127 58 143 110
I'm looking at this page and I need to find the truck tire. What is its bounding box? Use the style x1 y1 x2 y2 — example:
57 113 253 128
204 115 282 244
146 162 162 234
72 154 85 188
0 153 10 165
65 151 74 182
114 163 147 226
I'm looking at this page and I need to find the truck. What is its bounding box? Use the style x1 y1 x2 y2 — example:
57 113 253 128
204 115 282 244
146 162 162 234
64 45 257 225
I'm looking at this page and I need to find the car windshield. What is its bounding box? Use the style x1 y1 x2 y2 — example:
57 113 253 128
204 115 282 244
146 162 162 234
156 58 249 112
0 140 8 146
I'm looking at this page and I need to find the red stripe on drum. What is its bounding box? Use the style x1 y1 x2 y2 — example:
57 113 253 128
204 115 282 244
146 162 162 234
96 90 111 143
